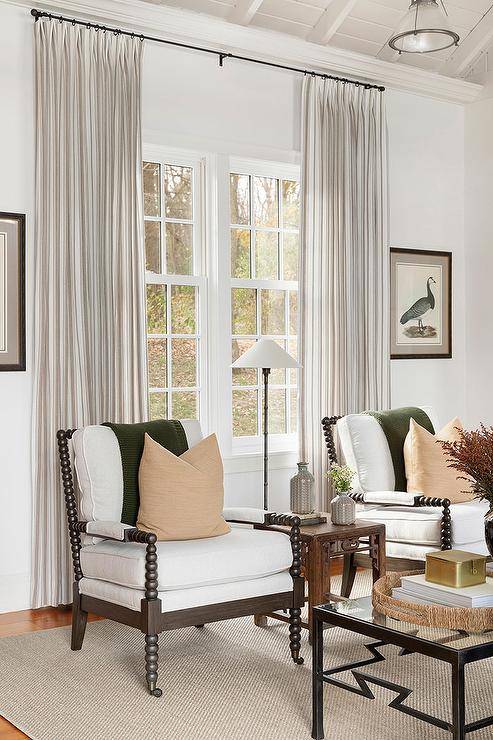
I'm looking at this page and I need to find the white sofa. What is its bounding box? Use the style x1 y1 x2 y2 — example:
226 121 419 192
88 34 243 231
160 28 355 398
57 420 305 696
329 407 489 562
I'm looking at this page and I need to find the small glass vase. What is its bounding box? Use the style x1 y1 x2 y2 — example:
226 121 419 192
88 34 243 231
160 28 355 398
331 490 356 526
290 463 315 515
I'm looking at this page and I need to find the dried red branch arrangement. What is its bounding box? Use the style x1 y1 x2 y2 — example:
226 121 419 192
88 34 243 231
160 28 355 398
440 424 493 511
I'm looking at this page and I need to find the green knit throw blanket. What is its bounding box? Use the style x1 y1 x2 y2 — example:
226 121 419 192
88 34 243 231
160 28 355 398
364 407 434 492
103 419 188 526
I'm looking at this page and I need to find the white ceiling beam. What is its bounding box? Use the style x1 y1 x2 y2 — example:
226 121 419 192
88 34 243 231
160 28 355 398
307 0 359 45
440 7 493 77
229 0 264 26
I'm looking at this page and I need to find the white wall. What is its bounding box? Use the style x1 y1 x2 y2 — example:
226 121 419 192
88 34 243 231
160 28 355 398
0 4 468 611
387 90 466 428
0 3 34 612
464 94 493 427
143 44 301 163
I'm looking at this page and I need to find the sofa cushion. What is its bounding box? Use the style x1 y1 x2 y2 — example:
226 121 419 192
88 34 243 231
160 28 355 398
72 420 203 525
137 433 230 541
365 407 434 492
73 425 123 524
337 414 395 492
356 499 489 547
79 571 293 612
337 405 439 494
80 525 293 590
103 419 189 525
404 417 475 504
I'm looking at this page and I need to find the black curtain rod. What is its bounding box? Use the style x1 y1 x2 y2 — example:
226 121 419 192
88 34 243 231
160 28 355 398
30 8 385 92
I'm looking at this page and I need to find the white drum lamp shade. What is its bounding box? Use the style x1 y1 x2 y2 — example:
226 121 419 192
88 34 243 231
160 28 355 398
389 0 459 54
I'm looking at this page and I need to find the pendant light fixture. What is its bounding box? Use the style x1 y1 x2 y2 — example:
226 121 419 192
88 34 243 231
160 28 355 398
389 0 459 54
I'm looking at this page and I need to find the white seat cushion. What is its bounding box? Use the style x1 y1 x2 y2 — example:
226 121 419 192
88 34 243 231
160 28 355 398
79 571 293 612
337 406 439 494
80 526 292 591
72 420 203 524
357 499 489 547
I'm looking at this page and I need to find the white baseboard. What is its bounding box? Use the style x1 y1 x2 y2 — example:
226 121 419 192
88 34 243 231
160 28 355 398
0 572 30 613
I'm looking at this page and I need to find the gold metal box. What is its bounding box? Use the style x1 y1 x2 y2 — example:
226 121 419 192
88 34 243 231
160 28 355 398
425 550 487 589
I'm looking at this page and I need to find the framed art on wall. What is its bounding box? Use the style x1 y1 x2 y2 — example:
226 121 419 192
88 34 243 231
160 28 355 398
0 212 25 371
390 248 452 360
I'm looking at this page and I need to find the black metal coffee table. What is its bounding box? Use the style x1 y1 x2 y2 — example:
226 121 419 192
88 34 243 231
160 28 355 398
312 596 493 740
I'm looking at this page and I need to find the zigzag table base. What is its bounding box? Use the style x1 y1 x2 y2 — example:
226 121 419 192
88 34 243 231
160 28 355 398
312 633 493 740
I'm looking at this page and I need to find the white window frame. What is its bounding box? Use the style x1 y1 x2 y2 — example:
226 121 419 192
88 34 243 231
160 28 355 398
143 145 208 431
228 157 300 457
142 150 300 460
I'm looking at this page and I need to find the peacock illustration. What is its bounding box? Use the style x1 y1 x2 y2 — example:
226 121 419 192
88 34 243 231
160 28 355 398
400 277 436 334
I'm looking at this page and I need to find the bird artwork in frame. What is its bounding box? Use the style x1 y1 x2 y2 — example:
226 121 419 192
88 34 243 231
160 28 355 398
390 248 452 359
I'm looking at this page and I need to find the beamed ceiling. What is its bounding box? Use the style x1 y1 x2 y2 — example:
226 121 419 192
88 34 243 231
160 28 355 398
143 0 493 79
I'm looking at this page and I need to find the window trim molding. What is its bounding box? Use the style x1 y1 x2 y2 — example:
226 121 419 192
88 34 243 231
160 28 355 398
228 155 301 455
143 144 208 431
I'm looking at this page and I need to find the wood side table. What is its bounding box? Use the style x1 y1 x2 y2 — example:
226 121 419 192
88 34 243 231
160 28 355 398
255 518 386 639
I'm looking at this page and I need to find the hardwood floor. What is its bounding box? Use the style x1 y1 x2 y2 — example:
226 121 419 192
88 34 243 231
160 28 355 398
0 607 102 739
0 559 346 739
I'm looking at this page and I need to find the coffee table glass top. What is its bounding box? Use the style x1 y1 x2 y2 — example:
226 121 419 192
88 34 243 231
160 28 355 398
316 596 493 652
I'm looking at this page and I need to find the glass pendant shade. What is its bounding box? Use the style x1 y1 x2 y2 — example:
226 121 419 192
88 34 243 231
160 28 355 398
389 0 459 54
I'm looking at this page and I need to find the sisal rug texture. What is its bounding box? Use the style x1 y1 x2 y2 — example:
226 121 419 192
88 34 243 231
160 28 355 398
0 575 492 740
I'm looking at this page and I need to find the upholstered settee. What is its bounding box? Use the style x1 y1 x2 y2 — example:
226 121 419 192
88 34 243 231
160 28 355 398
57 420 304 696
323 407 489 570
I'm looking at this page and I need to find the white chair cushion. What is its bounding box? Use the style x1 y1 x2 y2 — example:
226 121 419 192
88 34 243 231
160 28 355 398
357 499 489 547
80 526 292 591
337 415 394 492
72 426 123 523
337 406 439 494
79 571 293 612
72 420 203 524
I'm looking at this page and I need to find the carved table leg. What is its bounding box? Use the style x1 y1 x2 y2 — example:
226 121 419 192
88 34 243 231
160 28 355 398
371 530 386 584
307 539 324 643
145 634 162 697
341 553 357 598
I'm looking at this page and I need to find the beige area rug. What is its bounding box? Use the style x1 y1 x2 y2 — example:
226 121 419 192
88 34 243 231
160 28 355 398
0 574 492 740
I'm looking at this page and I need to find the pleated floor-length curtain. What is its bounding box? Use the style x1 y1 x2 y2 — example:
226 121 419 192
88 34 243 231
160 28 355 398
300 77 390 509
32 19 146 607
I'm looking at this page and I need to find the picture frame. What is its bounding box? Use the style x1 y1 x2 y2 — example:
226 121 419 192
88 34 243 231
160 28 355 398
0 212 26 371
390 247 452 360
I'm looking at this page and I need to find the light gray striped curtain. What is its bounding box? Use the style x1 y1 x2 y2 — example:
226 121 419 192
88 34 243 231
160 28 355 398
300 77 390 508
32 20 146 607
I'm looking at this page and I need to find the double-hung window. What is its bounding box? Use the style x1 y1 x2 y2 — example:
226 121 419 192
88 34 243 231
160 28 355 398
229 160 300 452
141 151 300 455
143 151 206 424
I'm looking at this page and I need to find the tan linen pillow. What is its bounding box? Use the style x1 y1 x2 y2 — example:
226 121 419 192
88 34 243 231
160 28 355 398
404 417 474 504
137 433 231 541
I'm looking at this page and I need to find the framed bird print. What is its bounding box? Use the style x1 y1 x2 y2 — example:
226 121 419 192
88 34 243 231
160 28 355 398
390 248 452 360
0 212 25 371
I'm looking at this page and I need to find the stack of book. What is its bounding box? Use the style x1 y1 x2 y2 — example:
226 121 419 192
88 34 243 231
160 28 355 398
393 574 493 609
286 512 327 526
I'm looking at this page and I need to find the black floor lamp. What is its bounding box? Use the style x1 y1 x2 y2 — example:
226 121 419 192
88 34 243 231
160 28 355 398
232 339 300 510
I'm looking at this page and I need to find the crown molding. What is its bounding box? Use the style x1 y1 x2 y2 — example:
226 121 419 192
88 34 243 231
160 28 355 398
13 0 481 104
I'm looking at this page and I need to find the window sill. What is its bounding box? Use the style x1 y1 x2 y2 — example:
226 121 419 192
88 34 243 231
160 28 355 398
223 449 298 475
